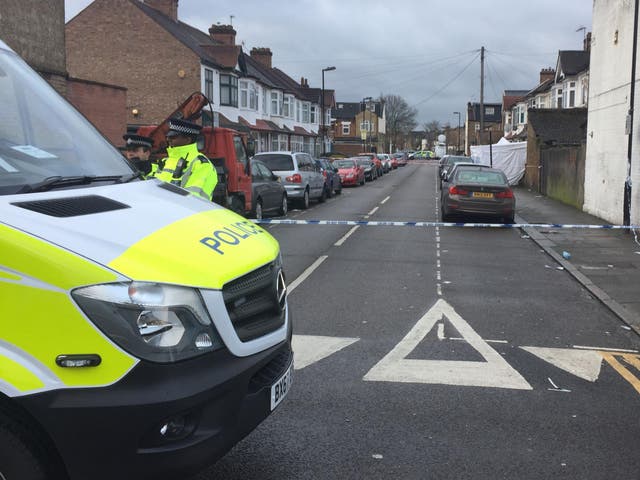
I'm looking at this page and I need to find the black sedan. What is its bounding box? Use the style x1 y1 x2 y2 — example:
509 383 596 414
315 158 342 197
355 157 377 181
250 159 288 219
440 165 515 224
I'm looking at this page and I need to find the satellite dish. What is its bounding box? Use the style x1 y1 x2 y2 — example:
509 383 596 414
437 134 446 143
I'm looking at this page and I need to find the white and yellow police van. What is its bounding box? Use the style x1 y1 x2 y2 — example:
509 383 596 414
0 39 292 480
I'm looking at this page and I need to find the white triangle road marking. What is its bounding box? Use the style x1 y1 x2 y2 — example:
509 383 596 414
292 334 359 370
364 299 532 390
520 346 603 382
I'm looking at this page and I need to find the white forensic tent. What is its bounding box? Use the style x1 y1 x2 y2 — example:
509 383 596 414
470 140 526 185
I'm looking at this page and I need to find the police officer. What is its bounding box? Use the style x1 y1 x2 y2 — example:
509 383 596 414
150 118 217 201
122 134 155 177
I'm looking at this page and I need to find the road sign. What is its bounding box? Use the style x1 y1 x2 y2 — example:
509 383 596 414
363 299 532 390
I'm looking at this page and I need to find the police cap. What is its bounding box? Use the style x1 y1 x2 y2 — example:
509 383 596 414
123 134 153 149
166 118 202 138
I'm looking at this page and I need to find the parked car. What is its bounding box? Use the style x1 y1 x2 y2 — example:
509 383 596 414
377 153 392 173
440 161 479 190
439 155 473 179
315 158 342 197
440 165 515 223
355 157 378 181
393 152 408 166
358 153 384 177
253 151 325 209
250 159 288 219
333 158 365 186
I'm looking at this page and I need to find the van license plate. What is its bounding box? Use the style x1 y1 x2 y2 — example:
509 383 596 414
270 363 292 411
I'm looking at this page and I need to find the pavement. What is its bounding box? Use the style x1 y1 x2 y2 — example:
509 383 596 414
514 186 640 335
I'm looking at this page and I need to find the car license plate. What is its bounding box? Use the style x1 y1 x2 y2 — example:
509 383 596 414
270 363 292 411
472 192 494 198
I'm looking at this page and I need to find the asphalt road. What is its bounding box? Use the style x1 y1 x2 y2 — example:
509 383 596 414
194 161 640 480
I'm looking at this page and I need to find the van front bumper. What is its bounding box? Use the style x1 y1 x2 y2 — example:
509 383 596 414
18 335 293 480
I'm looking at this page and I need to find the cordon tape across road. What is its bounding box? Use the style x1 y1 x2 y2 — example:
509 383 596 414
253 219 640 229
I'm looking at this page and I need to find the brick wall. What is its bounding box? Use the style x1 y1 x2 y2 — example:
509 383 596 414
66 0 200 126
1 0 67 95
67 78 127 146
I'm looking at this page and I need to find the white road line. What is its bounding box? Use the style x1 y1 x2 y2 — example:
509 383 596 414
368 206 379 216
436 271 441 281
437 322 445 340
450 337 508 344
381 196 391 204
334 226 360 247
437 284 442 296
573 345 639 353
288 255 328 293
547 377 559 389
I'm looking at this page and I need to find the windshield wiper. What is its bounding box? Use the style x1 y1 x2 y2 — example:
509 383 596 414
17 174 138 193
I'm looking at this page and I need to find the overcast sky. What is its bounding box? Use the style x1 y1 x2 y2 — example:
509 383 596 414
65 0 592 126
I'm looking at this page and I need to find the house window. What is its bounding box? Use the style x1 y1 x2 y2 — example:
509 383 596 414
271 91 282 116
220 74 238 107
302 102 310 123
360 120 371 132
582 78 589 105
249 83 258 110
278 134 288 151
310 105 317 124
204 68 214 101
485 107 494 115
556 88 563 108
342 123 350 135
296 100 301 122
283 95 292 118
262 87 268 113
240 80 248 108
519 108 525 124
325 108 331 126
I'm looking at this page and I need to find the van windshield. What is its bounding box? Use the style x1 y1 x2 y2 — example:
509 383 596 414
0 48 133 195
255 154 295 171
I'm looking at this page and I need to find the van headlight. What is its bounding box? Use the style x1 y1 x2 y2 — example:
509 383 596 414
72 282 224 363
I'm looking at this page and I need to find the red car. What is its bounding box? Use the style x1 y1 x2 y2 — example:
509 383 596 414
333 158 365 186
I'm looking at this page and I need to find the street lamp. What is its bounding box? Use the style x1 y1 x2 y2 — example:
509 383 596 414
453 111 461 154
321 66 336 154
362 96 372 152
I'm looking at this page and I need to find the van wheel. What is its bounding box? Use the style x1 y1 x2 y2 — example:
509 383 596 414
298 189 310 209
0 408 64 480
279 194 288 216
255 199 263 220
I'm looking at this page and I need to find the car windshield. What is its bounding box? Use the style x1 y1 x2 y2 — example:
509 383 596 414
0 48 133 195
254 154 294 171
334 160 355 168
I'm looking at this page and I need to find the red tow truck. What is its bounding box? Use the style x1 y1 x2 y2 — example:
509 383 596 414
137 92 254 215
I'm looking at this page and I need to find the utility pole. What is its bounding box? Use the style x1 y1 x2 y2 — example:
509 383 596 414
480 46 485 145
624 0 639 226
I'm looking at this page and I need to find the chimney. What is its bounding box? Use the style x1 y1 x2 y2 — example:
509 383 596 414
584 31 592 52
144 0 178 21
540 68 555 84
250 47 273 69
209 24 237 45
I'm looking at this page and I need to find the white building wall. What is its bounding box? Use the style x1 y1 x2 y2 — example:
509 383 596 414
584 0 637 224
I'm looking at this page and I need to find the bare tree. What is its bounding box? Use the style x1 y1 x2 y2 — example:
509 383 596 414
380 94 417 151
422 121 442 148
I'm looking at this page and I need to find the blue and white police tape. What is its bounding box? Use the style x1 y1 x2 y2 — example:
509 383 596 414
253 219 640 229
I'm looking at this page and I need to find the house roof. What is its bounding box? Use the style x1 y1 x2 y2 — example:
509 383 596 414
526 79 554 98
467 103 502 123
502 91 528 111
557 50 590 78
528 108 587 145
130 0 225 69
333 101 383 120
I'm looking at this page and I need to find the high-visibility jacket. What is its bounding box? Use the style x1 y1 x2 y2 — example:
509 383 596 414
152 143 217 200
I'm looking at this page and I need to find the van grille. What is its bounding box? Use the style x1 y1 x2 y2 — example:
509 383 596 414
222 262 286 342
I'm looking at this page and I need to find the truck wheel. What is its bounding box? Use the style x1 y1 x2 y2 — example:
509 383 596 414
255 199 263 220
279 194 288 216
0 408 63 480
230 196 244 215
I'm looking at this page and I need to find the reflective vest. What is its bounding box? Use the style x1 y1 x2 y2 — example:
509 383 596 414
152 143 217 201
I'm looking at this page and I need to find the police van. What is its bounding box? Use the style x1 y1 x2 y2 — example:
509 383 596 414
0 39 292 479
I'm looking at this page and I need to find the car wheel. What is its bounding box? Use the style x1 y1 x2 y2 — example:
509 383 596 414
319 186 327 203
230 196 244 215
279 194 288 216
326 183 334 199
360 177 365 186
336 184 342 195
0 407 63 480
298 189 310 209
254 199 263 220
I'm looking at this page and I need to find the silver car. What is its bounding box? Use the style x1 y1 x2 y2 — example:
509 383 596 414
253 151 326 209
